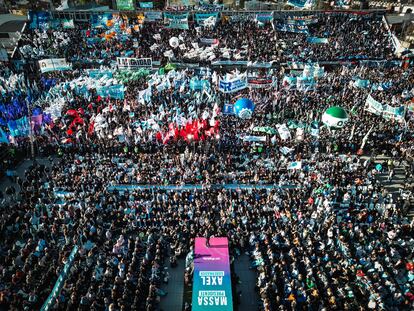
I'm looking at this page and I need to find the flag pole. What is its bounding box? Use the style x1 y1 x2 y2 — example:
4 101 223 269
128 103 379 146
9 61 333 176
25 98 35 160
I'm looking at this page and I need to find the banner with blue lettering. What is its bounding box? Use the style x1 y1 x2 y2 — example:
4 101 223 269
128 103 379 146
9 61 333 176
164 12 189 30
307 37 329 44
365 95 383 115
195 12 219 26
276 24 309 35
219 76 247 93
145 11 163 22
96 85 125 99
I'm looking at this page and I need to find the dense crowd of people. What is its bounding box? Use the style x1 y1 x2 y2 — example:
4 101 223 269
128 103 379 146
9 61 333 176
0 9 413 311
15 12 394 65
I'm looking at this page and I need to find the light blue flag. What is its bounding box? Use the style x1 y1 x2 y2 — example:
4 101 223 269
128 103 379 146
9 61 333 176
0 127 8 143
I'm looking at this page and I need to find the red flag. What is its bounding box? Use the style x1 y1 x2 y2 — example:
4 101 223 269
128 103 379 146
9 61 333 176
66 109 79 117
88 121 95 136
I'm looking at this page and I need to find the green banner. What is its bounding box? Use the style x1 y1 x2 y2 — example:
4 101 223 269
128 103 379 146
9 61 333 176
117 0 135 10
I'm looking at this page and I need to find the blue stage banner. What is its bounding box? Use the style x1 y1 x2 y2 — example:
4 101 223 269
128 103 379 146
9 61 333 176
307 37 329 44
195 12 219 26
164 12 189 30
192 237 233 311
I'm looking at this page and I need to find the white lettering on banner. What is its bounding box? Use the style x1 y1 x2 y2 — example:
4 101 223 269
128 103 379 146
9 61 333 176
117 57 152 69
199 271 224 277
201 276 223 286
197 296 228 306
197 290 227 306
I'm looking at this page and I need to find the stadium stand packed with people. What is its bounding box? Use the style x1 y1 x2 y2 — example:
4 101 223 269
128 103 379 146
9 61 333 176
0 7 414 311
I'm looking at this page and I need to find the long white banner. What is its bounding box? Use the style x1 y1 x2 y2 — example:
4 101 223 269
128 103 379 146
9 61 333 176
38 58 72 73
117 57 153 69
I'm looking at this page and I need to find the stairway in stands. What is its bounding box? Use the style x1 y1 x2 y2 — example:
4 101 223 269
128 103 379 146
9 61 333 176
374 155 414 219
